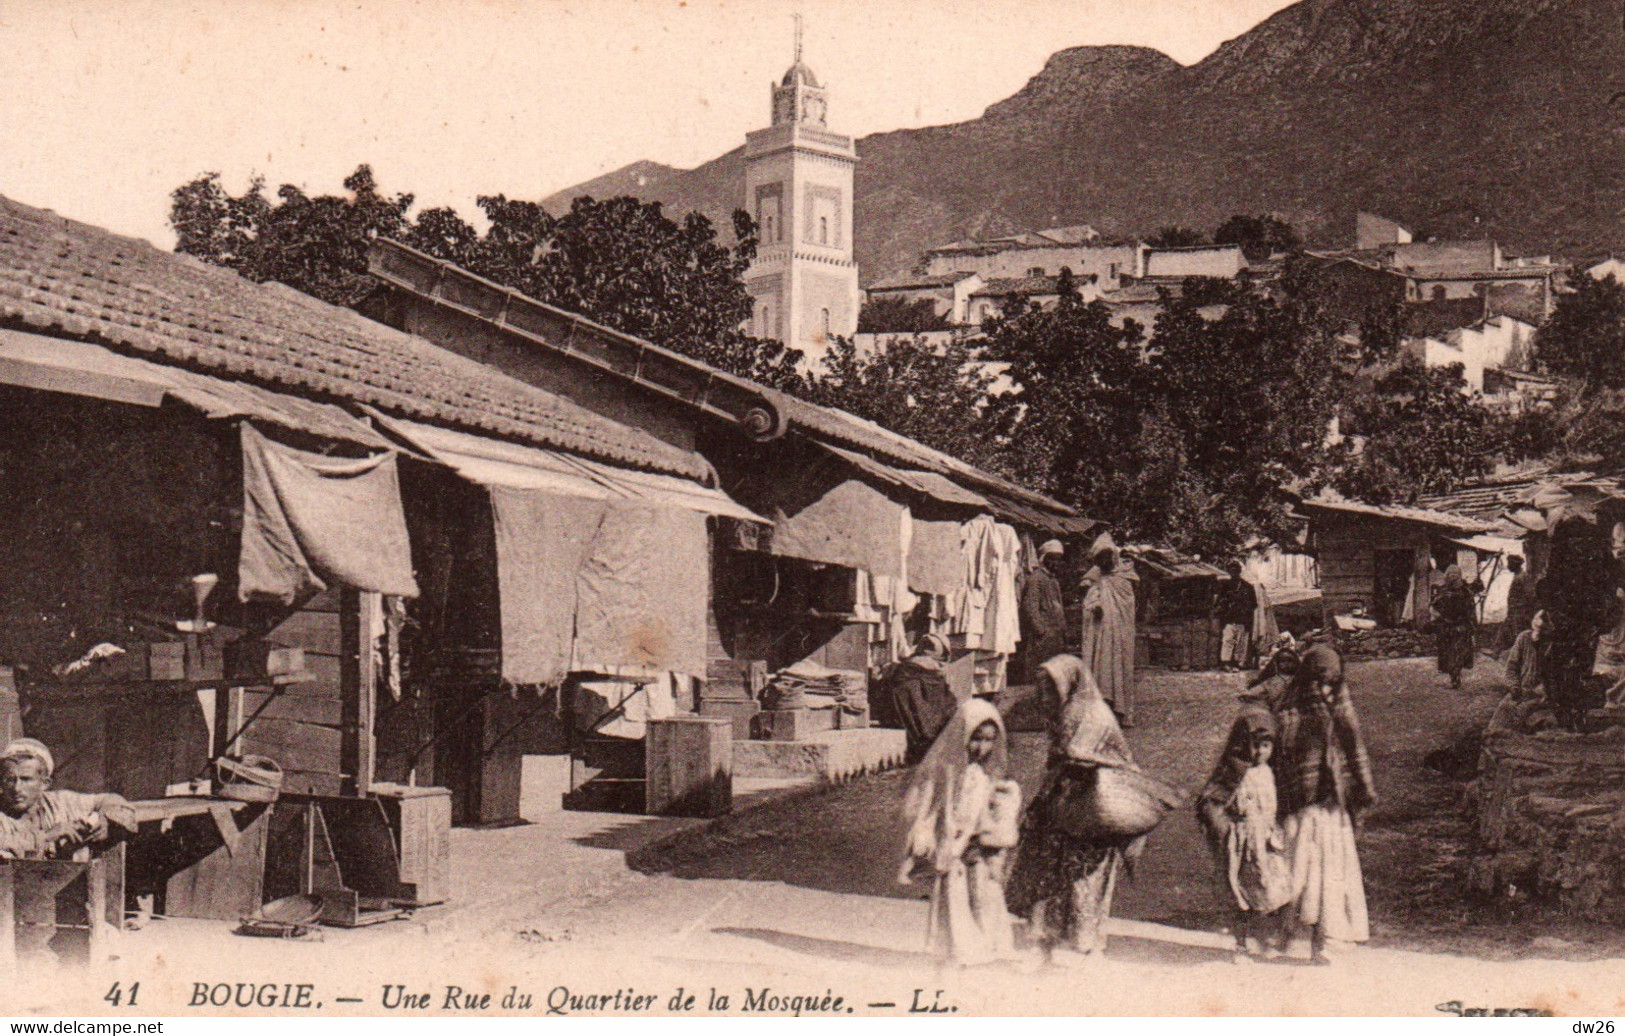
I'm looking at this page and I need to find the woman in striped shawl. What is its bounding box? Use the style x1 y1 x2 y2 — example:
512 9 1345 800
1271 644 1378 964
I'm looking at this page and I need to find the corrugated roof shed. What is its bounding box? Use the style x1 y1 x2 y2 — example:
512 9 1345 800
0 194 710 481
1420 472 1623 522
1296 495 1494 533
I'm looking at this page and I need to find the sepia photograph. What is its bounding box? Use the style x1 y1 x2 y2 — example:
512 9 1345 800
1 0 1624 1019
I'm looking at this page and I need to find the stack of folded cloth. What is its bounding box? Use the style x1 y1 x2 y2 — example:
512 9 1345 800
760 659 868 715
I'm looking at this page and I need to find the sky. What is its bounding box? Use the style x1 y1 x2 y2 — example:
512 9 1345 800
0 0 1299 248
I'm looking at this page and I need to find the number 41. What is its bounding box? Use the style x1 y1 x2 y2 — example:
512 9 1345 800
104 982 140 1008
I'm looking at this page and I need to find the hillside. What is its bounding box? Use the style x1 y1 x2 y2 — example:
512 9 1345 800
547 0 1625 285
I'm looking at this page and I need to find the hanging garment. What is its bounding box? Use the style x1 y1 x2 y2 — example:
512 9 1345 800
910 518 966 598
489 488 608 687
986 523 1023 656
573 501 708 677
238 423 418 605
953 516 998 646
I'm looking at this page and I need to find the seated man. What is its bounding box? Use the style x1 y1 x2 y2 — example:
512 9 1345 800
0 739 136 859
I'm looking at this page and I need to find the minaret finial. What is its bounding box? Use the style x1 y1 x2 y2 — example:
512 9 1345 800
794 13 803 64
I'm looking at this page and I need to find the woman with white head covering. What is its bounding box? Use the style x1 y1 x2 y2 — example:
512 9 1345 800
1080 532 1138 726
0 738 137 859
1004 655 1138 966
899 697 1021 965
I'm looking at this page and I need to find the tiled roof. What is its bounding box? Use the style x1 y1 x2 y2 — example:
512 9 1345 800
0 194 710 480
371 239 1076 519
868 272 976 291
1419 471 1618 521
971 276 1061 296
1125 546 1231 581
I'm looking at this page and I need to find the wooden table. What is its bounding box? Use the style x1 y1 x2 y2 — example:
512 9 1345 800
126 796 271 922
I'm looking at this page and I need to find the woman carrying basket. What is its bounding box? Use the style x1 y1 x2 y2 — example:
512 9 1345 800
1272 644 1378 964
1005 655 1153 967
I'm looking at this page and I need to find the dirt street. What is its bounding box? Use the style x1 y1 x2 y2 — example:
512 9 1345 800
85 655 1625 1017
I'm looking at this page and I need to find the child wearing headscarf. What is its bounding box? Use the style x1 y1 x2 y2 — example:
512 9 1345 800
899 697 1022 966
1198 708 1292 960
1272 645 1378 964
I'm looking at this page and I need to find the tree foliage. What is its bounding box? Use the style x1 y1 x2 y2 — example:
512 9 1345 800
800 334 1010 471
856 296 954 333
1328 356 1493 504
978 261 1509 555
1147 226 1208 248
170 166 797 385
1214 214 1302 262
1533 270 1625 391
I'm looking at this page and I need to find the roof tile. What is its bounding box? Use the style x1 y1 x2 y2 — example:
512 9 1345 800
0 195 709 480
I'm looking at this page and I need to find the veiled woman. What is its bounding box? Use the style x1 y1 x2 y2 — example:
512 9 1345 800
1080 533 1138 727
1005 655 1137 966
1272 645 1378 964
1432 565 1477 691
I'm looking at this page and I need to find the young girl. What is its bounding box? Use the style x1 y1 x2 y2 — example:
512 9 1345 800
899 697 1022 966
1198 708 1292 961
1274 645 1378 964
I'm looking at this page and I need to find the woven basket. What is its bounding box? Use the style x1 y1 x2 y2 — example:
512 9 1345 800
1052 765 1186 841
216 755 284 803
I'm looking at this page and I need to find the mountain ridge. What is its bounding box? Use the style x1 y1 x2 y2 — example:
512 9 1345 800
545 0 1625 285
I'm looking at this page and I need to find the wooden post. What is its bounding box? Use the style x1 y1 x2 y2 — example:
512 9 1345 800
340 590 380 796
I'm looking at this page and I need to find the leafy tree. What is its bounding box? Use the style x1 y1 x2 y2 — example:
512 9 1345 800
170 167 797 384
172 166 412 305
1148 226 1208 248
856 296 953 333
1214 214 1302 262
1533 270 1625 391
801 334 1010 471
1329 357 1493 504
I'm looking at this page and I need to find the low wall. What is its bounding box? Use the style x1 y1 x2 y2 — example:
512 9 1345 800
1336 627 1436 660
1465 731 1625 919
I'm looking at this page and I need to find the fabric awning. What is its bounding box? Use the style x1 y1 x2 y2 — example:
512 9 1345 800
238 424 419 604
1447 534 1524 554
821 442 991 509
0 328 391 449
369 410 766 524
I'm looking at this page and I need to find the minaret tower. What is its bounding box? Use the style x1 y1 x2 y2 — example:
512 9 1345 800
742 17 860 366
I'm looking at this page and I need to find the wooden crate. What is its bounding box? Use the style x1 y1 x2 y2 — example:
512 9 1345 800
0 843 125 971
645 717 732 818
369 783 450 907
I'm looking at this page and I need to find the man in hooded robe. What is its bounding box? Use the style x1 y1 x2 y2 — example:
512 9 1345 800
1080 533 1139 727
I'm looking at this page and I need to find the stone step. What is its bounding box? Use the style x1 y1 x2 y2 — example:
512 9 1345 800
732 727 906 781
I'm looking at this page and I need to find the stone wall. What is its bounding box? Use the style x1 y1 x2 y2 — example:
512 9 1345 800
1335 627 1436 660
1465 731 1625 920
